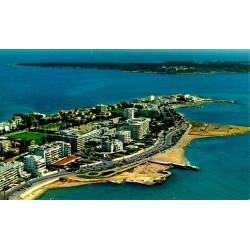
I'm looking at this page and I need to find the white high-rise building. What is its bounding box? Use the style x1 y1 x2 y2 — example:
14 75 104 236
0 140 12 153
148 95 155 101
124 108 136 119
33 144 61 164
30 141 71 164
55 129 84 152
23 155 46 176
102 139 123 153
0 161 30 191
54 141 71 158
115 130 132 144
96 104 108 113
124 117 150 139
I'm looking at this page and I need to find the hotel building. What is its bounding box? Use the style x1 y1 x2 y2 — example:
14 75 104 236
0 140 12 153
29 141 71 164
124 108 136 119
23 155 47 176
0 161 30 191
55 129 84 152
124 117 150 139
102 139 123 153
115 130 132 144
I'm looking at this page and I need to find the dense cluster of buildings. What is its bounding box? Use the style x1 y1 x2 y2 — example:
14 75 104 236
29 141 72 164
0 121 18 133
0 94 194 191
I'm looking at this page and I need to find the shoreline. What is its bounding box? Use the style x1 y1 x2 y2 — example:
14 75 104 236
18 122 250 200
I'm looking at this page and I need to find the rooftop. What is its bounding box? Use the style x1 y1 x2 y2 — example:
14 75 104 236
54 155 78 166
0 161 23 173
125 117 149 126
56 128 84 137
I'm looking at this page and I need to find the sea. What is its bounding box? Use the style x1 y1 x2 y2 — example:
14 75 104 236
0 49 249 200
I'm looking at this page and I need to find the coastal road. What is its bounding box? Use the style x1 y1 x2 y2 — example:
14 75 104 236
165 122 187 146
1 170 76 200
2 122 190 200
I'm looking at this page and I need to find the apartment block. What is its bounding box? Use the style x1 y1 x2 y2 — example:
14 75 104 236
30 141 71 164
55 141 71 158
0 140 12 153
124 108 136 119
55 129 84 152
23 155 46 176
96 104 108 113
115 130 132 144
0 161 29 191
124 117 150 139
102 139 123 153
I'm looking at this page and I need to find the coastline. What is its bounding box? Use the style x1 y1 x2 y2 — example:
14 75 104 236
18 122 250 200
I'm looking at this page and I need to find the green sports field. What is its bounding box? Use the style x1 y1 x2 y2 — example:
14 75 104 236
8 131 45 145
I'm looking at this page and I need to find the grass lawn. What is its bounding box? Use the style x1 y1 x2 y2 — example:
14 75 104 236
8 131 45 145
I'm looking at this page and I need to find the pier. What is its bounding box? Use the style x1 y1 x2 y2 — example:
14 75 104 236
148 160 200 171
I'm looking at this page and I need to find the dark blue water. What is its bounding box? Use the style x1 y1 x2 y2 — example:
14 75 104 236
0 49 249 199
0 51 249 122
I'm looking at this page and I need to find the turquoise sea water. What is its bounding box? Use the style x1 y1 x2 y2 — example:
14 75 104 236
38 128 250 200
0 49 249 199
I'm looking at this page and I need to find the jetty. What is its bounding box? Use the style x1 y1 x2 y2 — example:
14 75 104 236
148 160 200 171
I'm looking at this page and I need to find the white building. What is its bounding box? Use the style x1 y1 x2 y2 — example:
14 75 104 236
30 141 71 164
0 140 12 153
103 128 117 139
102 139 123 153
0 121 18 133
124 117 150 139
124 108 136 119
23 155 47 176
54 141 71 158
0 161 30 191
148 95 155 101
96 104 108 113
115 130 132 144
55 128 85 152
33 144 61 164
82 129 102 142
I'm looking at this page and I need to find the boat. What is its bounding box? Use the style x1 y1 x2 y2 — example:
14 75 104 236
49 198 54 200
58 195 63 197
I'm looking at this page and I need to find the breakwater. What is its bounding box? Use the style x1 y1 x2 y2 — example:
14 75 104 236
148 160 200 171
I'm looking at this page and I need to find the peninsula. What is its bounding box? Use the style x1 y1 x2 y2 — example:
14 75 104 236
1 93 250 200
17 61 250 74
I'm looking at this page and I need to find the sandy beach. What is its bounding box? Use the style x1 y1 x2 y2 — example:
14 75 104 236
18 122 250 200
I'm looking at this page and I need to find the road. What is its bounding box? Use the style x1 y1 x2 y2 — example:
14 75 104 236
2 122 191 200
1 170 76 200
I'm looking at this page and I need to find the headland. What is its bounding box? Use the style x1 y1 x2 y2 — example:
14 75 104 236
1 93 250 200
17 61 250 74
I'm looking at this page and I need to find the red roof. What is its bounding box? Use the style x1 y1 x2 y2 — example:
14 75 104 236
3 158 14 163
54 155 78 166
